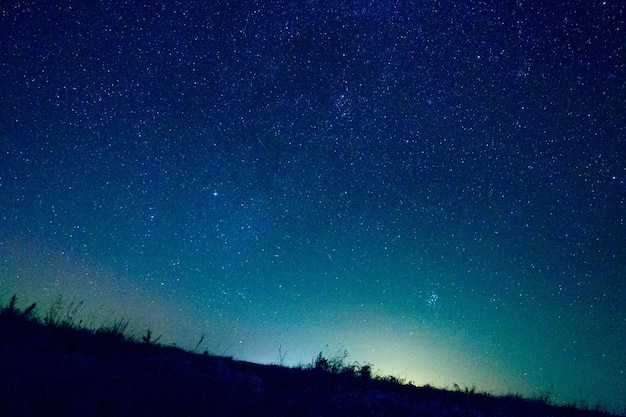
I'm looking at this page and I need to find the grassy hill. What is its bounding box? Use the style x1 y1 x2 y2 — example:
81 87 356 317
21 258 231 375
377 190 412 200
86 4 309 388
0 296 621 417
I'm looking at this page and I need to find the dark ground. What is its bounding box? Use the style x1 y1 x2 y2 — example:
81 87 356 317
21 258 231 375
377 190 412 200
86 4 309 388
0 302 621 417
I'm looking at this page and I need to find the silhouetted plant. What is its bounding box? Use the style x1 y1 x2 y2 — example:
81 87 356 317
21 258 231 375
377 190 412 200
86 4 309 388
142 328 162 344
310 348 351 374
276 344 286 366
22 301 37 318
1 294 36 318
44 296 85 329
357 363 373 380
96 317 133 341
111 317 130 335
194 333 206 353
312 351 330 372
7 294 18 312
453 383 476 394
378 374 406 385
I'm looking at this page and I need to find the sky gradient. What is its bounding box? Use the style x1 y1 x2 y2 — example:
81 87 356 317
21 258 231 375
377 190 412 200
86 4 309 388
1 0 625 411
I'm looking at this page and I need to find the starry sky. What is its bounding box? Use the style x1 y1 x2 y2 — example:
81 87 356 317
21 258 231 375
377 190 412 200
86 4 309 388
1 0 625 410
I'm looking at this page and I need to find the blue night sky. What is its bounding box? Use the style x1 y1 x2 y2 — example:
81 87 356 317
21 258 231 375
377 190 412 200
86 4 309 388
1 0 624 410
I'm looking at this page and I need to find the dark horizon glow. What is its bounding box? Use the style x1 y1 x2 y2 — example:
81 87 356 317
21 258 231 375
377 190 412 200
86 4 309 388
1 0 624 411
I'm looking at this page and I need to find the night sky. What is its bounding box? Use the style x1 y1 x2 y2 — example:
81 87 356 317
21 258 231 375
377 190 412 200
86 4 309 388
1 0 625 410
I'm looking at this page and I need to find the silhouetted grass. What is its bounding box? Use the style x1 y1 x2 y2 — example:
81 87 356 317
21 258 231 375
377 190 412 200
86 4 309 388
0 294 622 417
1 294 36 318
43 296 87 329
95 316 133 341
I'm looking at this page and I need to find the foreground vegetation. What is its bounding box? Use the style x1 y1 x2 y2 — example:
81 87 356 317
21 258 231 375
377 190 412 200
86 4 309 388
0 295 622 417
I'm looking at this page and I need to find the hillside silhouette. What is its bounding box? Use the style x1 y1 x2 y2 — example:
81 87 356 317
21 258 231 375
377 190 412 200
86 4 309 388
0 295 621 417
